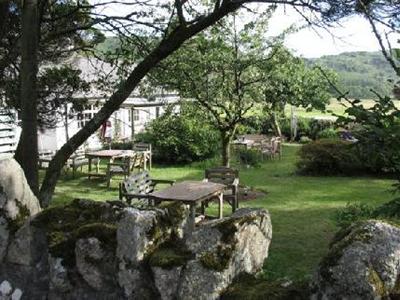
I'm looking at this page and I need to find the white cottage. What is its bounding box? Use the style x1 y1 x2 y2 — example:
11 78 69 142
0 56 180 154
37 93 179 152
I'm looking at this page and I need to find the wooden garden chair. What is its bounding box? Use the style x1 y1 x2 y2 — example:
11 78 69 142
203 167 239 212
119 171 175 205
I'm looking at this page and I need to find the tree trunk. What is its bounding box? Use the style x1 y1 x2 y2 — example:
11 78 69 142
221 131 232 167
16 0 40 195
39 1 241 207
270 111 282 137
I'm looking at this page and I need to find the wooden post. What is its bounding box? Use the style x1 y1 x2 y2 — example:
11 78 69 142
130 107 135 142
186 204 197 238
218 192 223 219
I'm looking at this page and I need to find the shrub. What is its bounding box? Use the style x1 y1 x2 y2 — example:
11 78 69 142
335 198 400 229
316 128 338 140
108 141 134 150
138 110 219 164
280 117 312 141
373 198 400 219
309 118 336 140
299 136 312 144
296 139 365 175
334 202 375 229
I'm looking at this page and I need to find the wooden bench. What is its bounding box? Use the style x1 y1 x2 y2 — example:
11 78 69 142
203 167 239 212
67 149 99 178
119 171 175 204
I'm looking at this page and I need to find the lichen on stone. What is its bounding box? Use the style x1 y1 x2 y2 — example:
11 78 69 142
30 199 120 267
7 202 30 234
368 267 386 297
148 241 194 269
319 221 373 282
146 202 188 252
221 273 310 300
199 244 235 272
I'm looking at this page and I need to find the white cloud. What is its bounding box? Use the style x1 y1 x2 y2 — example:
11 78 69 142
92 1 399 58
267 7 399 58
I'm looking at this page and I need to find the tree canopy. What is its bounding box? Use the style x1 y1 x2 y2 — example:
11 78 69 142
2 0 398 205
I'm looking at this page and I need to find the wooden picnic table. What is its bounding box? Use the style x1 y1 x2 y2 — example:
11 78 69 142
151 180 226 234
231 138 255 149
85 149 137 179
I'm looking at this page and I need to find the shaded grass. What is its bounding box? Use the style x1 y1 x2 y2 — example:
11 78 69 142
49 144 395 281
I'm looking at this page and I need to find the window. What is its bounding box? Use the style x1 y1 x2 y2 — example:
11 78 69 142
77 105 98 128
133 110 139 121
156 106 160 118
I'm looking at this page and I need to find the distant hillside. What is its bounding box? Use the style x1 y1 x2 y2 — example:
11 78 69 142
308 51 397 99
96 37 397 100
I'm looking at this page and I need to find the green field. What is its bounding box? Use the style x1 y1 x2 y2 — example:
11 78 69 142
50 145 395 281
285 98 400 119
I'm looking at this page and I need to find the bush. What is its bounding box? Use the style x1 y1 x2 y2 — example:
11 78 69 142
335 198 400 229
316 128 338 140
108 141 134 150
299 136 312 144
138 109 219 164
296 139 365 175
280 117 311 141
373 198 400 219
334 202 375 229
309 118 336 140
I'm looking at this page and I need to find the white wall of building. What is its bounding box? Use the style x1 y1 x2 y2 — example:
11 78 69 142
36 100 177 152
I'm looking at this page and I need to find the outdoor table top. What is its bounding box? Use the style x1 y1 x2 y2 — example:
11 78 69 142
151 180 225 203
86 149 135 158
231 139 255 145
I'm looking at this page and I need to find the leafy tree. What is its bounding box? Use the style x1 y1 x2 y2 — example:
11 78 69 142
153 13 275 166
3 0 389 205
0 1 103 194
261 47 334 136
332 0 400 192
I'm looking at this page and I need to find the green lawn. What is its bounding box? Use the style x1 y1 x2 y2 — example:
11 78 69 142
50 145 395 281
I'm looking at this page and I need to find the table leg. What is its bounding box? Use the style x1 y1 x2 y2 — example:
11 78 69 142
187 204 196 234
201 201 205 215
218 192 223 219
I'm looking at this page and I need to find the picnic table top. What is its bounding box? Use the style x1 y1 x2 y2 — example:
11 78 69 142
86 149 135 158
151 180 225 203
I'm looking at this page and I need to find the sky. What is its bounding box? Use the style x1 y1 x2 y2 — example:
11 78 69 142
94 1 399 59
267 6 399 58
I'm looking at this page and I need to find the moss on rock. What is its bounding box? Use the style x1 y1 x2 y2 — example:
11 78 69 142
30 199 120 267
146 202 188 252
368 268 386 297
221 274 310 300
8 202 31 234
149 241 194 269
319 221 373 282
199 245 234 272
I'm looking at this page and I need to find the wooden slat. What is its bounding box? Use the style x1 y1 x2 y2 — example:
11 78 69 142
151 181 225 202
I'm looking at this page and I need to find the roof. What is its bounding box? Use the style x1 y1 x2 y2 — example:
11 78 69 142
44 56 180 106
